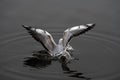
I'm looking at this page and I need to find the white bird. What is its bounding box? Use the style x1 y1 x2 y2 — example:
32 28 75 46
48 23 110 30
22 23 95 62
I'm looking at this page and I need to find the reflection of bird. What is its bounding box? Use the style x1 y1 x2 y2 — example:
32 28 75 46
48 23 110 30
22 23 95 62
24 50 91 79
24 50 52 68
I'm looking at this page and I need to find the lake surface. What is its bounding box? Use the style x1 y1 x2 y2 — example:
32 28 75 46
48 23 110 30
0 0 120 80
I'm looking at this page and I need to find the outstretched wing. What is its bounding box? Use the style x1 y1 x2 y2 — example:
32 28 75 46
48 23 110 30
22 25 56 52
62 23 95 47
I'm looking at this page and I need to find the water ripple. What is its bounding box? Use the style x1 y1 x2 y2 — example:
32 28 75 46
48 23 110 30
0 31 120 80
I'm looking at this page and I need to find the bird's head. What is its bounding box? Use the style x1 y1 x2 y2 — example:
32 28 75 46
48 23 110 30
58 38 63 45
57 50 73 63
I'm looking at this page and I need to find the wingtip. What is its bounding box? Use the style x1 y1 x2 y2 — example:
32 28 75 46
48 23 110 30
22 25 31 30
86 23 96 28
91 23 96 27
92 23 96 27
22 24 27 28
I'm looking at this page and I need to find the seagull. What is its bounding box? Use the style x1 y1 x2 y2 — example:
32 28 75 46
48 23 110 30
22 23 95 62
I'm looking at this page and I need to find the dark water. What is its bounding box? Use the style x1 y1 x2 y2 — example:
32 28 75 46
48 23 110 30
0 0 120 80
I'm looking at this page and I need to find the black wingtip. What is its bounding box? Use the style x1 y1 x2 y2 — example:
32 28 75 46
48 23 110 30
22 25 31 30
85 23 95 31
86 23 96 28
92 23 96 27
22 24 28 28
78 23 95 35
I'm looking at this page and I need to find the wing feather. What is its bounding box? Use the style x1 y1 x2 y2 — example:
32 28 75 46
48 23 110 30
22 25 56 52
62 23 95 47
